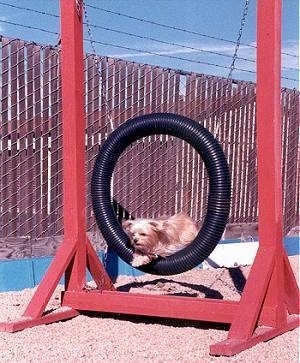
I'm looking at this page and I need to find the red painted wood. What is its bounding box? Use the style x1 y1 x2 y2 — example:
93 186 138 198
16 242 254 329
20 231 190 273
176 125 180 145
253 0 287 328
227 246 277 340
62 290 238 323
210 0 299 354
223 0 284 341
22 238 77 319
0 308 79 333
210 315 300 356
256 2 283 247
86 237 115 291
60 0 87 290
282 253 300 314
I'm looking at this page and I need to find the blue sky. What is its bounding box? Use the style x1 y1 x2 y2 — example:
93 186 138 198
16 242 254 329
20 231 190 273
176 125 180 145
0 0 299 89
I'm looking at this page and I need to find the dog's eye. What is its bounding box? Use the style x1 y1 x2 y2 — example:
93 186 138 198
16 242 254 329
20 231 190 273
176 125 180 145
140 233 147 237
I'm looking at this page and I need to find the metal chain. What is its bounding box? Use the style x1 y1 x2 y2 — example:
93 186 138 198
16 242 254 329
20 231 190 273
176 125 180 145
218 275 243 295
82 0 115 278
207 1 250 292
208 269 243 295
82 0 115 132
227 0 250 83
76 0 83 18
205 0 250 138
83 0 142 285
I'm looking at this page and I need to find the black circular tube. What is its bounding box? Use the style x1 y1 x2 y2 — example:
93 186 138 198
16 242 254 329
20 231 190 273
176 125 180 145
91 113 231 275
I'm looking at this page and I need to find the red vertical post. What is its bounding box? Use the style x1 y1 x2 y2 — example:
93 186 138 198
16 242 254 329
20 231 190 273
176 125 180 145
255 0 286 326
256 0 283 246
60 0 87 289
217 0 285 342
210 1 298 354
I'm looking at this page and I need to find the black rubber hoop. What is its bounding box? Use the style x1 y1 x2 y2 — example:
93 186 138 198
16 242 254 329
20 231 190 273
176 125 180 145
91 113 231 275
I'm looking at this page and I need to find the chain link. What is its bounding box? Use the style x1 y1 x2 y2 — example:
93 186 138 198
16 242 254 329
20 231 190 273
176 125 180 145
205 0 250 138
82 0 115 132
208 268 243 295
82 0 115 275
206 0 250 292
227 0 250 83
76 0 82 18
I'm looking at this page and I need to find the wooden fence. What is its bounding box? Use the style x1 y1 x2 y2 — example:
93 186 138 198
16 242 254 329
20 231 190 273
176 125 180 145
0 36 299 258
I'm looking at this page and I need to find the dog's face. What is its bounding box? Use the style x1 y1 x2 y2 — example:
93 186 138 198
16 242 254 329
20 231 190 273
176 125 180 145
122 219 162 255
122 213 198 266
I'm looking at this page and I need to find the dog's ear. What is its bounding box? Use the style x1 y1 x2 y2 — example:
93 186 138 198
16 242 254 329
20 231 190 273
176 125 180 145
149 221 163 231
122 220 133 231
150 221 170 244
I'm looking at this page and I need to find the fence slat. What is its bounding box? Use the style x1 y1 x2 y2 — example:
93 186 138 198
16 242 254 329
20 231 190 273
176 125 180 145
24 43 35 237
0 38 10 237
33 45 43 238
17 40 28 236
49 49 62 236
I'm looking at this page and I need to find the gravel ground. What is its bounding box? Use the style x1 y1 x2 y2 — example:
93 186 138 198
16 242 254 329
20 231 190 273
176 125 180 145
0 256 298 362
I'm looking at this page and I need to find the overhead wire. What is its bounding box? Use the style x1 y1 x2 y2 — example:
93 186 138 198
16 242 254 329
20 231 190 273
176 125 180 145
86 4 299 59
84 22 297 73
0 1 297 61
0 19 59 38
0 20 297 83
85 38 256 75
0 1 298 84
0 13 253 78
0 1 58 17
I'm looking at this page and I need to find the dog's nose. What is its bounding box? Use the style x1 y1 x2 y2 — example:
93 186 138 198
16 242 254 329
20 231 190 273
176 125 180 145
133 238 140 246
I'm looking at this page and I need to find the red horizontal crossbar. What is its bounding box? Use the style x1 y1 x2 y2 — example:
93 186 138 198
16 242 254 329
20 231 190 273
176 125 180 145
62 290 238 323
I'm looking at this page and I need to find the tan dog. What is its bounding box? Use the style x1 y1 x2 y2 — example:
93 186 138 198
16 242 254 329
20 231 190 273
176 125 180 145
122 212 198 267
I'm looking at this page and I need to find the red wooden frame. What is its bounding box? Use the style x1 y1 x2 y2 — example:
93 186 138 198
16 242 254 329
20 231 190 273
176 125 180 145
0 0 298 357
